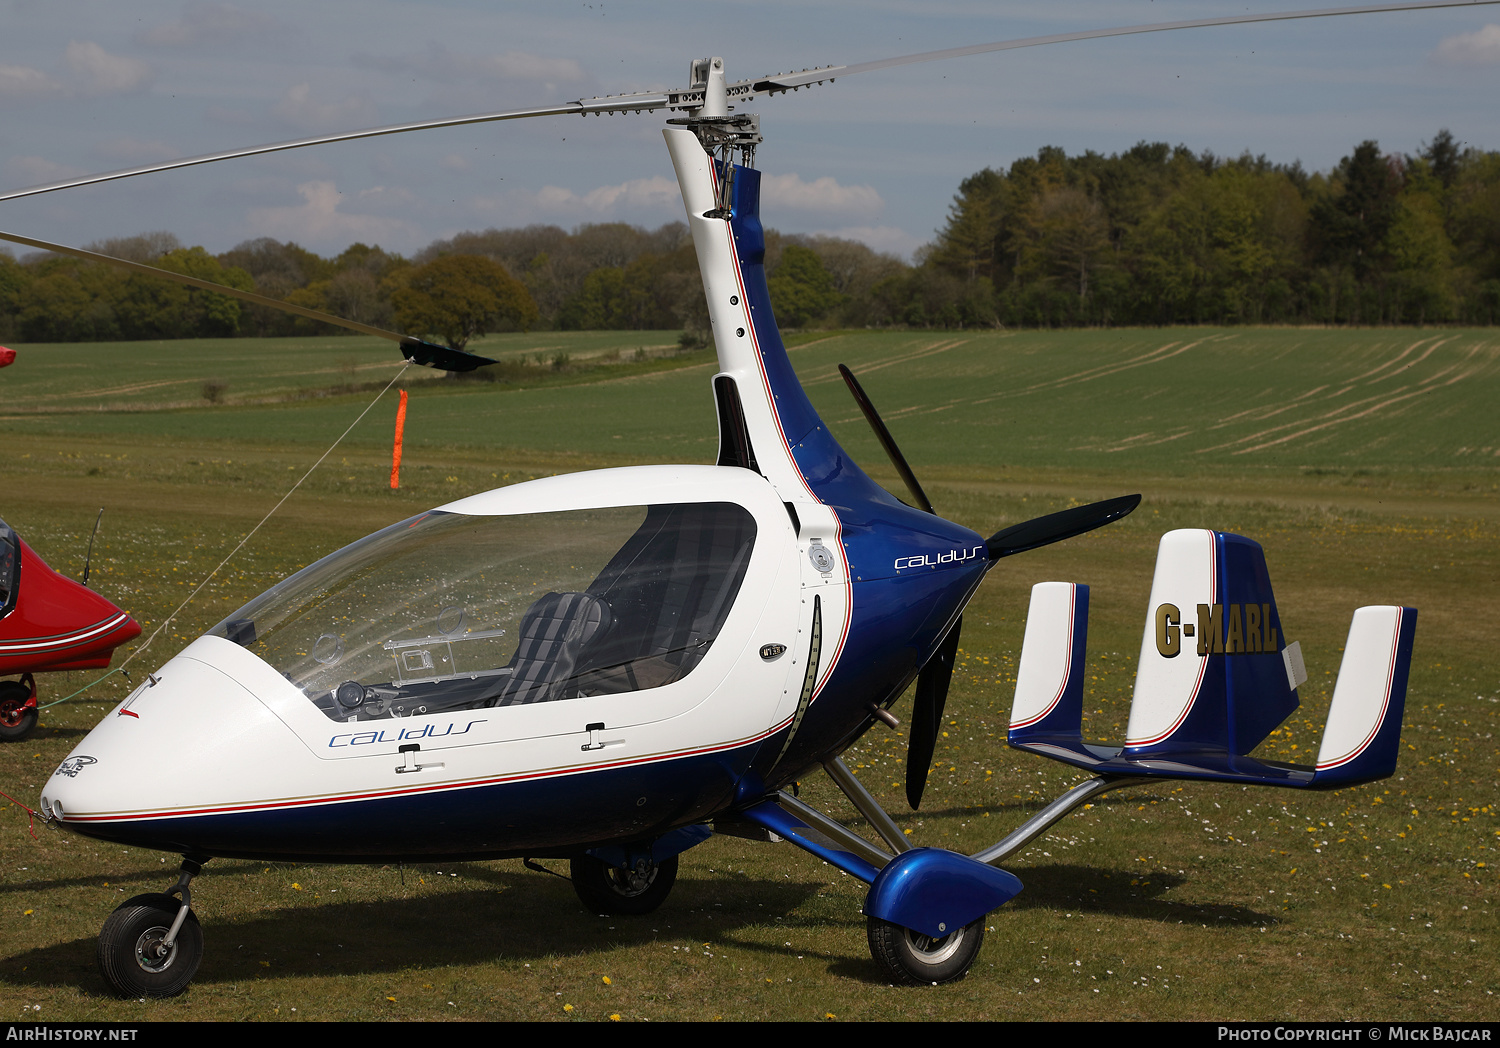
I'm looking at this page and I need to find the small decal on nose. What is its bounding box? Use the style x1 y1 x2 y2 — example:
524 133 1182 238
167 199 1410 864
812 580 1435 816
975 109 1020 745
54 755 97 778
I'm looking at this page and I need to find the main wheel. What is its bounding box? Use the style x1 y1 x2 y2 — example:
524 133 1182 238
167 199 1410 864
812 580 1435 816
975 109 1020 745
97 893 203 998
0 681 37 742
867 915 984 985
569 854 678 916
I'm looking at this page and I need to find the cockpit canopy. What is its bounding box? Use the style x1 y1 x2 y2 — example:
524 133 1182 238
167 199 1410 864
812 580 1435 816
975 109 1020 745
210 501 757 722
0 520 17 620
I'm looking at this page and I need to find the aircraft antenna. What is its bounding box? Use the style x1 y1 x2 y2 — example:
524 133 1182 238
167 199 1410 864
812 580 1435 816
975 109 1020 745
80 508 104 587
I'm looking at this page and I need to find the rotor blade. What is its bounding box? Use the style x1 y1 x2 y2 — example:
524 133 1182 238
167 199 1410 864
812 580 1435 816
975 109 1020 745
837 364 935 515
0 95 670 206
9 3 1479 204
0 228 494 372
738 1 1499 95
986 494 1141 562
906 616 962 811
396 341 497 373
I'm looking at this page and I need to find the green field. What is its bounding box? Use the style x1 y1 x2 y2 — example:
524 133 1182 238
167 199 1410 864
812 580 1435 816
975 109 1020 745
1 328 1497 1021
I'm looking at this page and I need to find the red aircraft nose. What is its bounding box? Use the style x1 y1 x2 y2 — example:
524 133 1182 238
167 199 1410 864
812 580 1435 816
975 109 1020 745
0 536 141 674
0 346 14 368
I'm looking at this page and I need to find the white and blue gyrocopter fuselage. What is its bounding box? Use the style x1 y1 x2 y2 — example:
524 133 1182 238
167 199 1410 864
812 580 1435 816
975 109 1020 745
35 68 1419 998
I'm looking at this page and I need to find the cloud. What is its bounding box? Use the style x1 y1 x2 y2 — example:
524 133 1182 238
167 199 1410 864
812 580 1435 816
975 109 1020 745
94 138 180 163
0 42 151 101
65 41 154 96
6 156 83 187
244 181 421 246
759 173 883 219
137 2 279 48
353 44 589 90
272 83 378 132
0 64 63 100
524 175 682 215
480 173 885 231
1432 24 1500 65
816 225 926 261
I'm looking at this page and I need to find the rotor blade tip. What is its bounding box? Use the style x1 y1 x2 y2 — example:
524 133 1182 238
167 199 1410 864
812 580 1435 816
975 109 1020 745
399 338 497 372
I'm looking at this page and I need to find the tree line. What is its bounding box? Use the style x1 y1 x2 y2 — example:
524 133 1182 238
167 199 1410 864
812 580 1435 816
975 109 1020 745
913 130 1500 328
1 131 1495 344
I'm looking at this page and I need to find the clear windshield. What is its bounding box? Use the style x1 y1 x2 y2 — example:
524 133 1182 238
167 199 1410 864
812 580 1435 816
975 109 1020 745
210 503 756 722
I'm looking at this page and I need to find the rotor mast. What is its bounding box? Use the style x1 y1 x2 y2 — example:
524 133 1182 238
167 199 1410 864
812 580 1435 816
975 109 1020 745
668 57 764 216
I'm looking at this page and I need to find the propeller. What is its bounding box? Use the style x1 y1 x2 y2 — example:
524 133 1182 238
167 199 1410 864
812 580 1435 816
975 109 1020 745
837 364 934 514
985 494 1142 562
837 363 959 808
0 2 1487 207
906 618 963 811
0 228 495 372
839 365 1143 806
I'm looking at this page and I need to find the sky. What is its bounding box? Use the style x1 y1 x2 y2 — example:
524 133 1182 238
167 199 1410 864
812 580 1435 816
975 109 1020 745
2 0 1498 262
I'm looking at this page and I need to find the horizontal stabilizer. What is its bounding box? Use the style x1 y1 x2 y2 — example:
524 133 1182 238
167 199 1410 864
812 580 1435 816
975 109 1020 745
1006 530 1417 792
1311 606 1417 787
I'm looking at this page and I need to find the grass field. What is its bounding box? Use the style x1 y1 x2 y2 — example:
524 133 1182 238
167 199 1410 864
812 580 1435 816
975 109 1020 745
1 328 1497 1021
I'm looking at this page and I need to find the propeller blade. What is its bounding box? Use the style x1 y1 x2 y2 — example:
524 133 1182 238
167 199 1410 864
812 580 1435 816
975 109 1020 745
904 497 1139 805
738 1 1497 96
906 615 962 810
837 364 935 515
0 228 493 371
986 494 1141 562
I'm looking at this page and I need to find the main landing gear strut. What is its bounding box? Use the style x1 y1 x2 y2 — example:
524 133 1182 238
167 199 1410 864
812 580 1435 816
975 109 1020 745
732 759 1151 985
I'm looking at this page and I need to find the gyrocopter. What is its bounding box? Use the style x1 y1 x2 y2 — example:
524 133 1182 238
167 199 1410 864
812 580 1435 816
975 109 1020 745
4 1 1456 998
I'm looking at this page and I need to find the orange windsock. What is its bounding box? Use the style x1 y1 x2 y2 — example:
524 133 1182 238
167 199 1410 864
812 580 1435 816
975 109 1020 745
390 389 408 489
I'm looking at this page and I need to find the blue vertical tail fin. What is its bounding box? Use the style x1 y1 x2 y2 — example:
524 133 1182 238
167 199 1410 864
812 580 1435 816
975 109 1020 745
1310 606 1417 787
1008 582 1089 747
1124 530 1297 762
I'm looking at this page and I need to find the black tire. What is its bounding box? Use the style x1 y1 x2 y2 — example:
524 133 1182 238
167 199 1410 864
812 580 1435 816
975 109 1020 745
867 915 984 985
0 681 37 742
97 893 203 998
569 854 678 916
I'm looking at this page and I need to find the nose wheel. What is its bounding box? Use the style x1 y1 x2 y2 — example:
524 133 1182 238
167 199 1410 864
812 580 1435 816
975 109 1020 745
97 858 207 998
98 894 203 998
569 854 678 915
